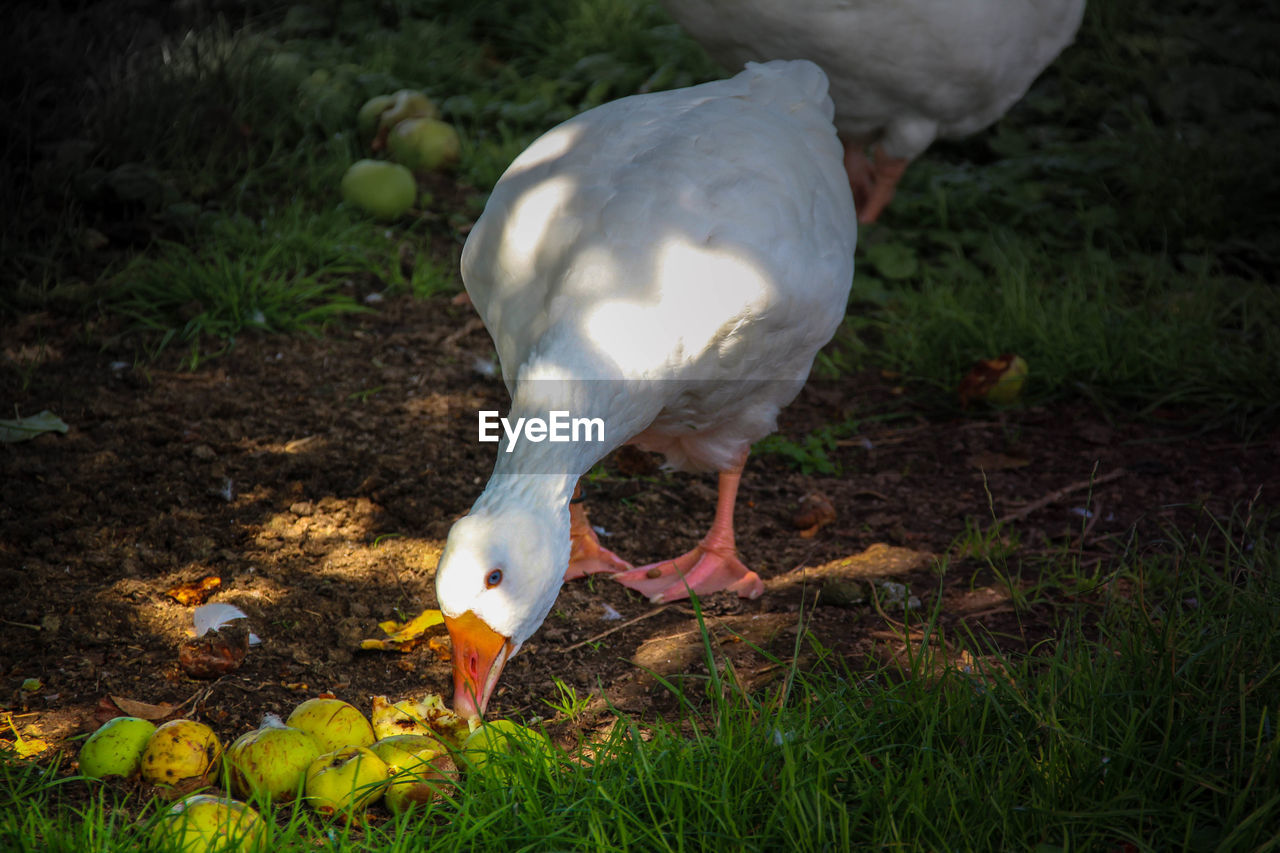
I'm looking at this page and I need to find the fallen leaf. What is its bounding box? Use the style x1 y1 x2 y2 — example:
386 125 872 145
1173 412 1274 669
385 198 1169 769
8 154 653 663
792 492 837 538
109 695 180 720
362 609 446 653
0 410 69 443
427 636 452 662
166 575 222 606
967 451 1031 471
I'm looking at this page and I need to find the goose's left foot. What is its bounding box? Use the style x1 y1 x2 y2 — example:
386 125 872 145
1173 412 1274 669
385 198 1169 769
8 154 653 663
565 484 633 580
612 458 763 603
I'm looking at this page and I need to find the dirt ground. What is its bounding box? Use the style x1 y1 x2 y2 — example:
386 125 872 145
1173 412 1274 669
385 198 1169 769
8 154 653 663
2 295 1277 778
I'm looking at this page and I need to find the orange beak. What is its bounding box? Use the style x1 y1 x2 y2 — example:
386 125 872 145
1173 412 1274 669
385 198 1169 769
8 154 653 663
444 609 514 719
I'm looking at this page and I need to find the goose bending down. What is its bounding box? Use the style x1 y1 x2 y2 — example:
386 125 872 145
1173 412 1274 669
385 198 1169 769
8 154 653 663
659 0 1086 222
434 60 857 718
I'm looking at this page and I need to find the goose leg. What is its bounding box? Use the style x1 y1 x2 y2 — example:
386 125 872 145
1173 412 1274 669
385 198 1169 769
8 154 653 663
565 482 633 580
843 143 876 216
612 457 764 603
855 145 909 224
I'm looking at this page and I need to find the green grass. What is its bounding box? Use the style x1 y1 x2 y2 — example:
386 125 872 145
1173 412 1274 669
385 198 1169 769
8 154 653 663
4 510 1278 850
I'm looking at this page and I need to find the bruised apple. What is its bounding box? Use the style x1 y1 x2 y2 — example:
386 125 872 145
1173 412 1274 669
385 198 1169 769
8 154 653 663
227 714 321 804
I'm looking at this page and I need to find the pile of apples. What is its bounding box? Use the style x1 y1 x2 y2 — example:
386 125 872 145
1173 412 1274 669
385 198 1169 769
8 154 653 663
78 694 553 851
341 89 463 221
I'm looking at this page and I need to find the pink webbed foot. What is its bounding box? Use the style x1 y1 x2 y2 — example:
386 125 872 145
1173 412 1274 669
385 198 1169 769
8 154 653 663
613 544 763 603
564 484 633 582
610 455 763 603
842 142 910 224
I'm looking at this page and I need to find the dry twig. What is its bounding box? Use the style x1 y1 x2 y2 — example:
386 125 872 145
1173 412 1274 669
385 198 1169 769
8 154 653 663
996 468 1127 525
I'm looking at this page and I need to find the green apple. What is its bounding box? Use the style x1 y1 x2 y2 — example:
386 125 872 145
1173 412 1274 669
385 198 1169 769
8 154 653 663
460 720 555 782
79 716 156 779
357 94 396 143
151 795 265 853
304 746 389 818
286 697 376 753
373 89 439 146
139 720 222 788
387 118 461 173
227 714 321 804
340 160 417 221
371 734 456 812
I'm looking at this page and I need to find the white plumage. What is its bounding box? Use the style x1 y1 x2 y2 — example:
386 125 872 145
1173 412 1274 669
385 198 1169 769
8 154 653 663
436 60 856 717
660 0 1086 221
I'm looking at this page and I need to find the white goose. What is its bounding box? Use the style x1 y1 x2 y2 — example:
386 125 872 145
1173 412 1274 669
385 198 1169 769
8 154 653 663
660 0 1086 222
435 60 856 717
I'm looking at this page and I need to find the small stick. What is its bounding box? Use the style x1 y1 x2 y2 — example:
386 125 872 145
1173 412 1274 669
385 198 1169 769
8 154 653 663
441 317 486 351
557 605 671 653
996 468 1127 525
1075 499 1103 553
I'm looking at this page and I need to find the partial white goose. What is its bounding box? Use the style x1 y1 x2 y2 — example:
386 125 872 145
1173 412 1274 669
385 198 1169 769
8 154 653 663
659 0 1086 222
434 59 856 718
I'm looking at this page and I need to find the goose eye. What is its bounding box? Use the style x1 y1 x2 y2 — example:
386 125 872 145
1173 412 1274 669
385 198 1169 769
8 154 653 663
485 568 503 588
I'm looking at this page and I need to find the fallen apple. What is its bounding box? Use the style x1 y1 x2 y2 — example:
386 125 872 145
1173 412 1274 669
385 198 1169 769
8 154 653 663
79 716 157 779
139 719 222 789
958 353 1029 407
460 720 555 783
304 746 389 818
387 118 461 173
984 354 1029 405
356 94 396 143
368 89 440 149
151 794 265 853
371 693 473 746
370 733 456 812
227 714 321 804
340 160 417 221
286 697 376 753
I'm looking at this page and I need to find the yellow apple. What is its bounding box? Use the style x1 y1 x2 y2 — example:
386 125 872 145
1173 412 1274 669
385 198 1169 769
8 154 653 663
370 734 457 812
286 697 376 753
304 747 389 818
151 795 265 853
227 714 321 804
139 720 222 788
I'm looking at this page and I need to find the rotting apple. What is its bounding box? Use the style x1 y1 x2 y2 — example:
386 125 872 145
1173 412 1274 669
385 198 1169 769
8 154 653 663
304 746 389 818
151 794 265 853
286 697 376 753
227 714 321 804
78 716 156 779
371 734 457 813
139 719 222 789
371 693 474 747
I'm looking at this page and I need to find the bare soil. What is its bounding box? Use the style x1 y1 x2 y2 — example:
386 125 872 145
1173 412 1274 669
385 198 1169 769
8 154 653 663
2 296 1276 777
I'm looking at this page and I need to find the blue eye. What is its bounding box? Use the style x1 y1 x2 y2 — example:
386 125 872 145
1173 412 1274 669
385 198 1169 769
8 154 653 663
486 569 503 588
